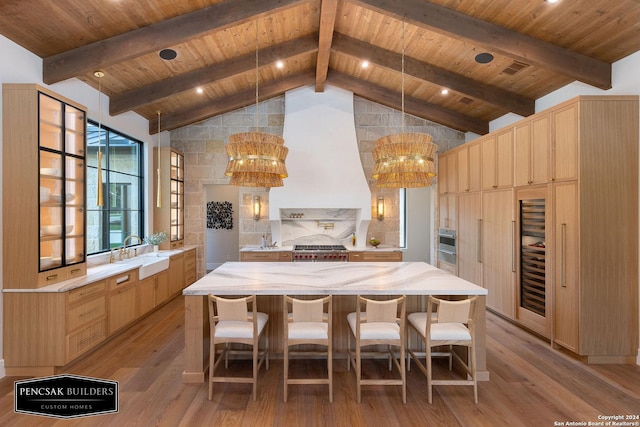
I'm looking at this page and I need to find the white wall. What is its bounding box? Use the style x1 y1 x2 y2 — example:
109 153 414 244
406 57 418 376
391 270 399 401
404 187 433 262
204 185 240 271
0 34 158 377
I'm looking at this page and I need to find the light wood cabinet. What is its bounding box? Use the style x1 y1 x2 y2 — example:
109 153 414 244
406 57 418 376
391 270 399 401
439 194 457 230
108 269 139 334
2 84 87 289
457 192 481 286
481 129 513 190
457 142 481 193
550 97 638 362
550 102 579 182
514 115 550 187
447 95 638 362
169 252 185 296
184 247 197 286
240 251 293 262
154 147 185 250
437 151 457 195
138 270 170 316
349 251 403 262
481 189 515 319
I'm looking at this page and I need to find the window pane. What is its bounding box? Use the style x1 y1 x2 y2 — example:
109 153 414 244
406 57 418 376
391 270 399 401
86 121 143 255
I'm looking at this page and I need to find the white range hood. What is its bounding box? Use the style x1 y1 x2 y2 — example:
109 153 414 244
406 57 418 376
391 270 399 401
269 85 371 247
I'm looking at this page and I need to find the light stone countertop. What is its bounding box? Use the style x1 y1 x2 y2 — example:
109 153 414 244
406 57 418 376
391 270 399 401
3 247 195 293
183 261 486 296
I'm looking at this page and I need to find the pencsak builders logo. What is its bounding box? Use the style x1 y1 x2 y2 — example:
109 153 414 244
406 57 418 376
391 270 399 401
15 374 118 419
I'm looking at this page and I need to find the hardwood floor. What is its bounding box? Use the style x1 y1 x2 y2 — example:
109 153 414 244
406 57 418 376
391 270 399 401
1 295 639 426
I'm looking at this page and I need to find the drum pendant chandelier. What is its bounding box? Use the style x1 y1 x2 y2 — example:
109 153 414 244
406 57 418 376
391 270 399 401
371 21 437 188
225 20 288 187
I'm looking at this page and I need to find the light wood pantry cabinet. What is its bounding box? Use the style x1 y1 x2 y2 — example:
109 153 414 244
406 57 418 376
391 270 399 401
457 192 481 286
481 189 515 319
3 84 87 288
349 251 403 262
444 95 638 362
154 147 185 250
552 97 639 362
437 151 457 195
481 129 513 191
514 115 550 187
457 141 481 193
438 194 457 230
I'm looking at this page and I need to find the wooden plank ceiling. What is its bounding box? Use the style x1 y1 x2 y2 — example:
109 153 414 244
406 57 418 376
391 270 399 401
1 0 639 135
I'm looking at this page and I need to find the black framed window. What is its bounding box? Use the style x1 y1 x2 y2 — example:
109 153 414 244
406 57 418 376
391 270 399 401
86 120 144 254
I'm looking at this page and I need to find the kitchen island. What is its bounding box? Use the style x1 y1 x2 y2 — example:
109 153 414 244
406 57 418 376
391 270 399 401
182 262 488 383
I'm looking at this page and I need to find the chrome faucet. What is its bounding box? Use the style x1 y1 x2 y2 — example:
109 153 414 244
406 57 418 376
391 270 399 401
123 234 142 259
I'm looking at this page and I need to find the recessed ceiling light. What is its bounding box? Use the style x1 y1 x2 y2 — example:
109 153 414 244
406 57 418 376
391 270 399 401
276 60 284 69
196 87 204 94
361 60 369 69
159 49 177 61
475 52 494 64
546 0 559 3
441 88 449 95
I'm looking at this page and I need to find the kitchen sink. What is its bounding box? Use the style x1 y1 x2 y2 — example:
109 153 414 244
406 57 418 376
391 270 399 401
122 253 170 279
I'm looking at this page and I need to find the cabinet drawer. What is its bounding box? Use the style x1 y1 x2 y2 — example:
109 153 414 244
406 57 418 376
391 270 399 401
170 240 184 249
68 281 106 304
185 253 196 269
352 251 403 262
108 269 139 292
67 295 106 332
66 319 106 361
185 270 197 286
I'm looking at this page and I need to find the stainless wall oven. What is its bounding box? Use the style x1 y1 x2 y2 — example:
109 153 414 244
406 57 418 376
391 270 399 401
438 228 457 265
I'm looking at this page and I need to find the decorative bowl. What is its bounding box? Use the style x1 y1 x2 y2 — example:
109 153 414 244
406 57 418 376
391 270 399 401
369 238 381 247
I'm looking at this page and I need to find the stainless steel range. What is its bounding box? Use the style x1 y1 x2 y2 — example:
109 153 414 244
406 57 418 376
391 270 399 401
292 245 349 262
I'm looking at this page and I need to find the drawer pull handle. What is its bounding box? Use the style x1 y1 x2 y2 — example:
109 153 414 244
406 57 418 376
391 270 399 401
116 275 130 284
71 268 82 274
46 274 58 281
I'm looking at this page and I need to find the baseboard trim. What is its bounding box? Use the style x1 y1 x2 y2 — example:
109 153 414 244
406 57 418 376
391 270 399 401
0 359 5 379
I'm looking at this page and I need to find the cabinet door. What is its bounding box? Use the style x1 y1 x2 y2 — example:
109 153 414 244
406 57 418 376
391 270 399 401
457 192 481 285
438 152 457 195
496 129 514 188
481 136 497 190
439 194 457 230
138 276 156 316
514 120 532 187
551 103 579 181
169 253 185 295
457 147 469 192
155 270 170 305
109 285 138 334
553 182 580 352
482 189 515 319
530 115 550 184
468 142 482 192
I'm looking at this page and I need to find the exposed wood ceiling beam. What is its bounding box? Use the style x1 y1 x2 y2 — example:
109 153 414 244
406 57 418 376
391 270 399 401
43 0 310 84
327 70 489 134
315 0 339 92
332 33 535 117
110 34 318 115
353 0 612 89
150 70 316 133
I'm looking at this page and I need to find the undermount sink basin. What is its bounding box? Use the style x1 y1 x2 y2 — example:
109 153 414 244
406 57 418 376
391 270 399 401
122 253 170 279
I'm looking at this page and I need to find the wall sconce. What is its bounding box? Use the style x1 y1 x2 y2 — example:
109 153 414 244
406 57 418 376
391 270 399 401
377 196 384 220
253 196 261 220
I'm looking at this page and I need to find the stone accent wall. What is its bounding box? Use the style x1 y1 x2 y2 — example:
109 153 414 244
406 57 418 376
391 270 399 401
169 93 464 277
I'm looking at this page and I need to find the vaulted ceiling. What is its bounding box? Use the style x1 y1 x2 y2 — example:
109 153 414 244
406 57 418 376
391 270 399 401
1 0 639 135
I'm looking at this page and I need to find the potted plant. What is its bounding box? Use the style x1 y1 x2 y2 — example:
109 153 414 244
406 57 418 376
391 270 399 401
144 231 167 252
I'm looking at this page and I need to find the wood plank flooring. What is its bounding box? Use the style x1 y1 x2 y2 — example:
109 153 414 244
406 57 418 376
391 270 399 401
1 295 639 426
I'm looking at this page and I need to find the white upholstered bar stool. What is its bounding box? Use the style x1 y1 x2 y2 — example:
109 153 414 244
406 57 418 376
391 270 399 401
207 294 269 401
347 295 406 403
282 295 333 403
407 295 478 404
